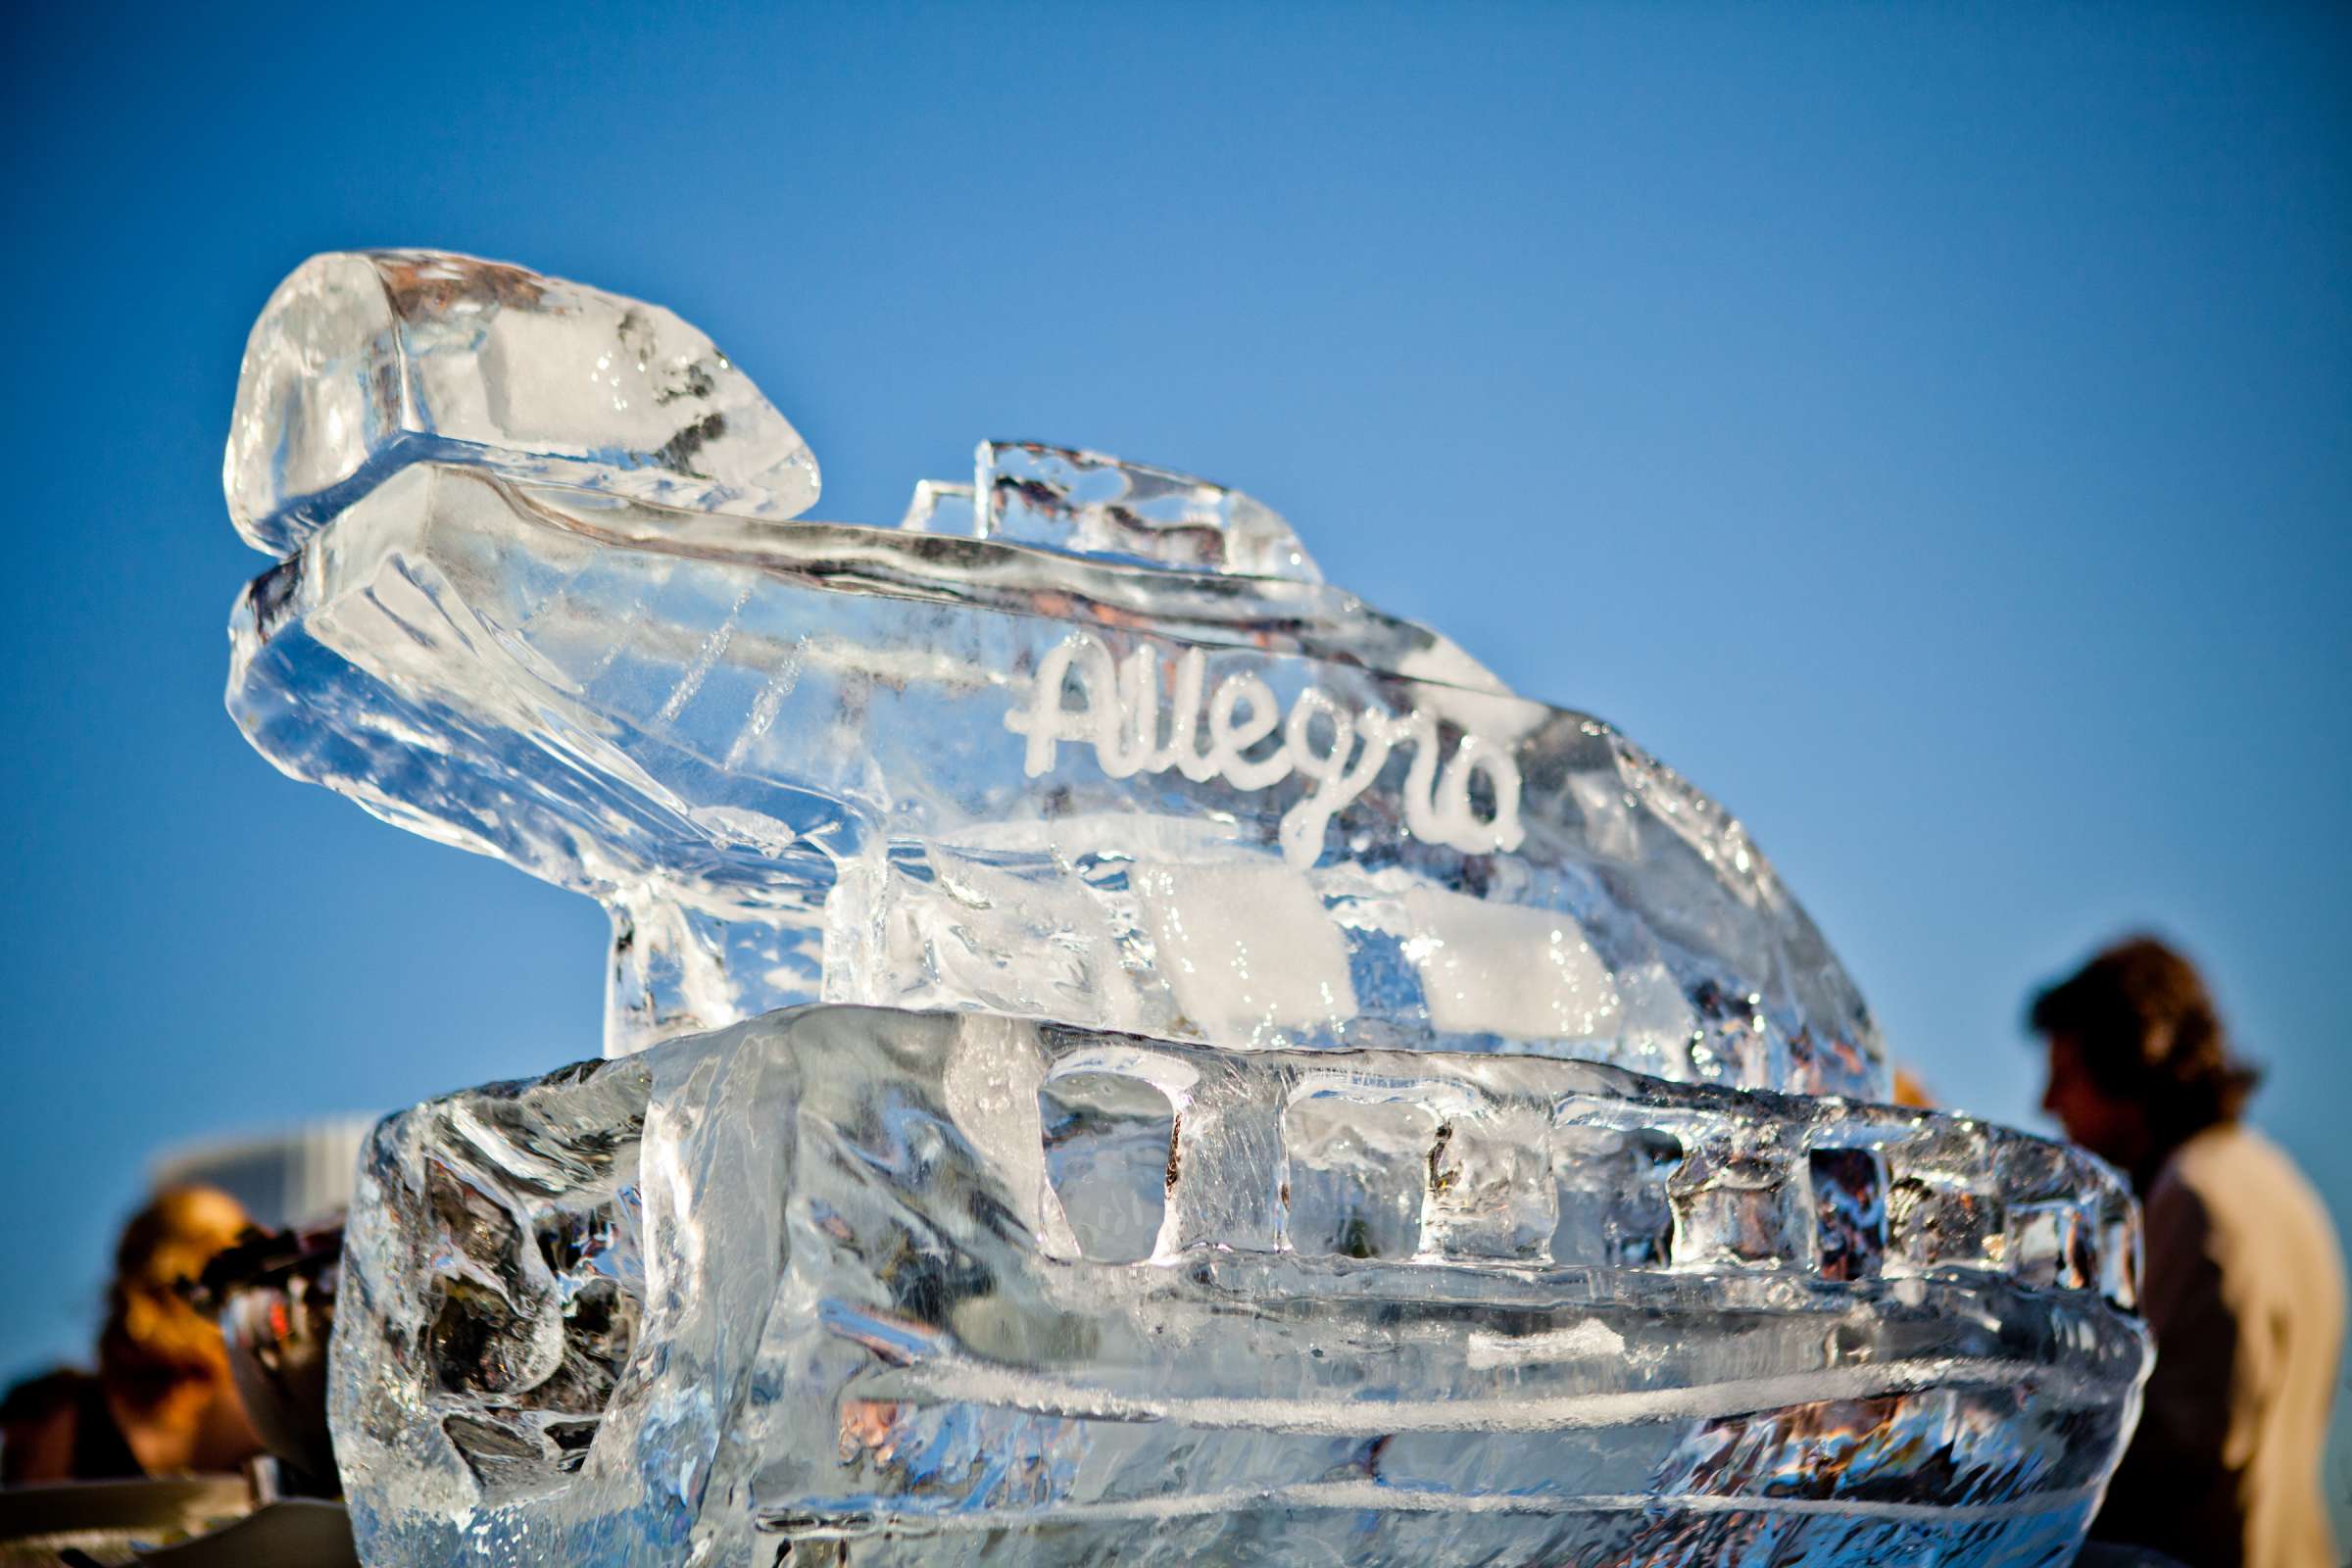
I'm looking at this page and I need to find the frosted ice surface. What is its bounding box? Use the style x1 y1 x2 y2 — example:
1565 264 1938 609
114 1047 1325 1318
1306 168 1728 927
1400 885 1622 1040
1132 862 1358 1047
225 250 820 556
215 252 2151 1564
329 1005 2148 1566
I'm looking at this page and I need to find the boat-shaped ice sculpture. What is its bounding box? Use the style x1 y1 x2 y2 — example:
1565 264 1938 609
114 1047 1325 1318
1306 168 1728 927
222 251 2147 1565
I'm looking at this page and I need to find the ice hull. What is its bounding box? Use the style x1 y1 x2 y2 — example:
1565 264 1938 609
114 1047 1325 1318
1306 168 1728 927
330 1004 2144 1566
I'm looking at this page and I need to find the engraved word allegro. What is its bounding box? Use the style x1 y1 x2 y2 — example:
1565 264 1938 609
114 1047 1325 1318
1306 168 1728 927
1004 632 1527 868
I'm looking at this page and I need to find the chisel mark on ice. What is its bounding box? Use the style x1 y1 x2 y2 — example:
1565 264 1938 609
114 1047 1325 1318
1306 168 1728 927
654 583 753 727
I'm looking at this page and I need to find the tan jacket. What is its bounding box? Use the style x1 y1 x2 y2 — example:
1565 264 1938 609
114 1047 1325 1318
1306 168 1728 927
2094 1125 2345 1568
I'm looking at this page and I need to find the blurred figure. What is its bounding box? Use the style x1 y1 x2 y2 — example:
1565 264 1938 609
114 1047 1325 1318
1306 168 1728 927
2030 936 2344 1568
0 1187 262 1484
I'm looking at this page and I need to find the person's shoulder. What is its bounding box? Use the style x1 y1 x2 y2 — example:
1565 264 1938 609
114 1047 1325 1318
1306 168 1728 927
0 1366 94 1422
2160 1125 2339 1258
0 1366 100 1486
2167 1123 2304 1195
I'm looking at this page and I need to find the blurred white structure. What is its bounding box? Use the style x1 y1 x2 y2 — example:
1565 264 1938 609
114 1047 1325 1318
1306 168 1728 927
151 1117 375 1228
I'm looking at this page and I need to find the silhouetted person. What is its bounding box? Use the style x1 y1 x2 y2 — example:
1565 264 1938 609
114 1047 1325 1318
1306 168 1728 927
0 1187 262 1484
2032 937 2343 1568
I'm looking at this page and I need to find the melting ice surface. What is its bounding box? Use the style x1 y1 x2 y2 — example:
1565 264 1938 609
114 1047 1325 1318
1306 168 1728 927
219 251 2150 1563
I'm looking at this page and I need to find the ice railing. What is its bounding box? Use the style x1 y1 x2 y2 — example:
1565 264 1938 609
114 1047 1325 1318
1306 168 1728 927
1032 1031 2135 1299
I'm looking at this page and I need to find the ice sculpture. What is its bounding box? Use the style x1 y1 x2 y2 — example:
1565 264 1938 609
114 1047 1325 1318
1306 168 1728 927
219 251 2150 1564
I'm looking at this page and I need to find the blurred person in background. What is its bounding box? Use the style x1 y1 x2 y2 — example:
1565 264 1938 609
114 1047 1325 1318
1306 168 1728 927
2031 936 2344 1568
0 1186 262 1484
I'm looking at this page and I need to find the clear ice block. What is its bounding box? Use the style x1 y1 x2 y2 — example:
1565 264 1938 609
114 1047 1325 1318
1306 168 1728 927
329 1005 2147 1566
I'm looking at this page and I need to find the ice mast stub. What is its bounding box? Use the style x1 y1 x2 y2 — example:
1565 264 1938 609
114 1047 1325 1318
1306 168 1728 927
223 247 1885 1098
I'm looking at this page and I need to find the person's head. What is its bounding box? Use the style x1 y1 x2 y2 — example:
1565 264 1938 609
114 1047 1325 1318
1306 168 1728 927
2027 935 2258 1175
97 1186 252 1409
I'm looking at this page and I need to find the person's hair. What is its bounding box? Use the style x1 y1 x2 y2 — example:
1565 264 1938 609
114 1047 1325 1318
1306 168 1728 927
96 1187 251 1410
2028 935 2260 1143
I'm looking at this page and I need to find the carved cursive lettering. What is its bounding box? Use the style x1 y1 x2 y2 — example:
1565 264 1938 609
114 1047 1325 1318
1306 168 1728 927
1005 632 1526 867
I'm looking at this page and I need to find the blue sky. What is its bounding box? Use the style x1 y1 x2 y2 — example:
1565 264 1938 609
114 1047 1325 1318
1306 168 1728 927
4 0 2347 1511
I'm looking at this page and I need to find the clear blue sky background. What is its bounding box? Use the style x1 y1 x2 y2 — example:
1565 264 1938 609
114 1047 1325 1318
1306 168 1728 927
4 0 2347 1519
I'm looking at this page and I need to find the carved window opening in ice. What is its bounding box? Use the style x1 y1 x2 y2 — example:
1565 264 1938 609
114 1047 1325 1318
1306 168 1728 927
1422 1104 1556 1262
1279 1088 1445 1261
1886 1175 2007 1274
2100 1208 2142 1311
1668 1136 1807 1270
2008 1199 2098 1293
1808 1147 1889 1283
1883 1116 2010 1278
1548 1121 1681 1267
1038 1062 1180 1263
